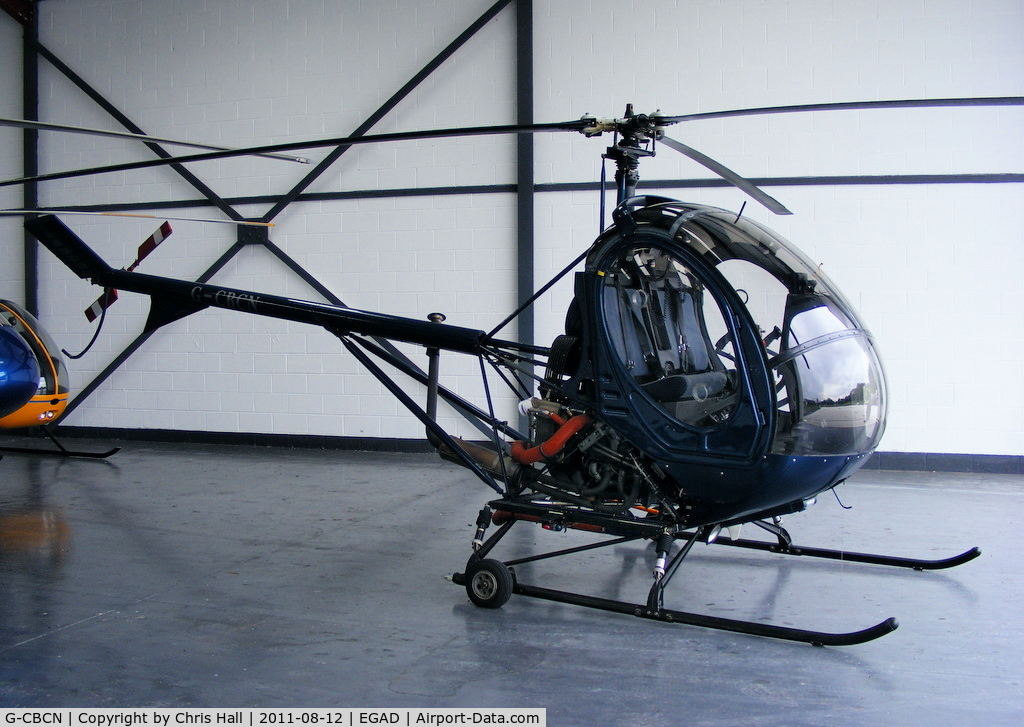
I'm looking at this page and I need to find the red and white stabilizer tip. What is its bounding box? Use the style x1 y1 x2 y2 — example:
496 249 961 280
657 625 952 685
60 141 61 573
83 221 172 321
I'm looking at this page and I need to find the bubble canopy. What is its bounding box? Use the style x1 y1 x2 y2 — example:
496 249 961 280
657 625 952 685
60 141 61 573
688 206 887 456
589 199 887 463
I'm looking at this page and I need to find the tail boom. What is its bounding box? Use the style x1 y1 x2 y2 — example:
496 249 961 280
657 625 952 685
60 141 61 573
27 215 487 354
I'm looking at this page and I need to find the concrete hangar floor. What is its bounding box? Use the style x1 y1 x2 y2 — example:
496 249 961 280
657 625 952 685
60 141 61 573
0 435 1021 725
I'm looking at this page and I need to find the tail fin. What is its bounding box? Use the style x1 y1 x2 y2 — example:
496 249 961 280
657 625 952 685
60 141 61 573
26 215 113 282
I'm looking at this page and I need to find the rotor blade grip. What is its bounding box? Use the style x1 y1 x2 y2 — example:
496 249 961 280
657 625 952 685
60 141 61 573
659 135 792 215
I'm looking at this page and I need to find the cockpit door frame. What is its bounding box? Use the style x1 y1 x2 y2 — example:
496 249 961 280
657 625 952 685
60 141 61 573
577 222 777 467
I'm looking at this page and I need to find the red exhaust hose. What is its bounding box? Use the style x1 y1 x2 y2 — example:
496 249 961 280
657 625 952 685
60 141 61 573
510 414 592 465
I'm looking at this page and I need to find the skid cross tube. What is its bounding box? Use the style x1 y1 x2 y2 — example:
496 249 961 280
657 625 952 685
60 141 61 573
503 535 643 568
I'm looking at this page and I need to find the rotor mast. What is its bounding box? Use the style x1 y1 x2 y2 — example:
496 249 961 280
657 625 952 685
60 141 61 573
600 104 659 203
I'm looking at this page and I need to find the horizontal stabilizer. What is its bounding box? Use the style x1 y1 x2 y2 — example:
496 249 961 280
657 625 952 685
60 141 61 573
26 215 112 282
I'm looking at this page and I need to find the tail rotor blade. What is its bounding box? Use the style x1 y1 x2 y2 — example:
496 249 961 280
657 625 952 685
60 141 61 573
658 135 792 215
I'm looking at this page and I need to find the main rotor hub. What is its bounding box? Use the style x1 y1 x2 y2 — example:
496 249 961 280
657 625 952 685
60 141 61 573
577 104 669 141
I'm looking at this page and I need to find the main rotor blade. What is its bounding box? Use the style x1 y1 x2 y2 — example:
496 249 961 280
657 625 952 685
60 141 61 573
658 135 792 215
0 209 273 227
0 117 310 163
656 96 1024 124
0 120 584 189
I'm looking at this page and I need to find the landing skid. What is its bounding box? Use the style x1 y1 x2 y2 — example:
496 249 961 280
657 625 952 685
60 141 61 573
507 582 899 647
709 519 981 571
0 426 120 459
451 500 979 646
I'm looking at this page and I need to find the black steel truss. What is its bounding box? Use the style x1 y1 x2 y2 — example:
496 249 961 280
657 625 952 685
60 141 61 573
14 0 535 434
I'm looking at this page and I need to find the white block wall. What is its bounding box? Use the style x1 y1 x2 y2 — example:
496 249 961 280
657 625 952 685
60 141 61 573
2 0 1022 456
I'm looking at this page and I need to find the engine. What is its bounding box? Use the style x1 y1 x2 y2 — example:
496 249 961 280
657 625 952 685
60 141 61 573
512 395 683 520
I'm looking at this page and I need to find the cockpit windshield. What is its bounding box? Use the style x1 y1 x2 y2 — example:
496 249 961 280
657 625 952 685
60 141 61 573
0 300 70 397
672 207 887 456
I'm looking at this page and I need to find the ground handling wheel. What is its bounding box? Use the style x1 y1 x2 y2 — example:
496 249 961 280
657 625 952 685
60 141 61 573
465 558 514 609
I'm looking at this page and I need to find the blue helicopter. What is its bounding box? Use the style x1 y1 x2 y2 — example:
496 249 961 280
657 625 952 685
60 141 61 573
0 312 40 420
0 298 118 457
0 299 68 424
8 101 997 645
